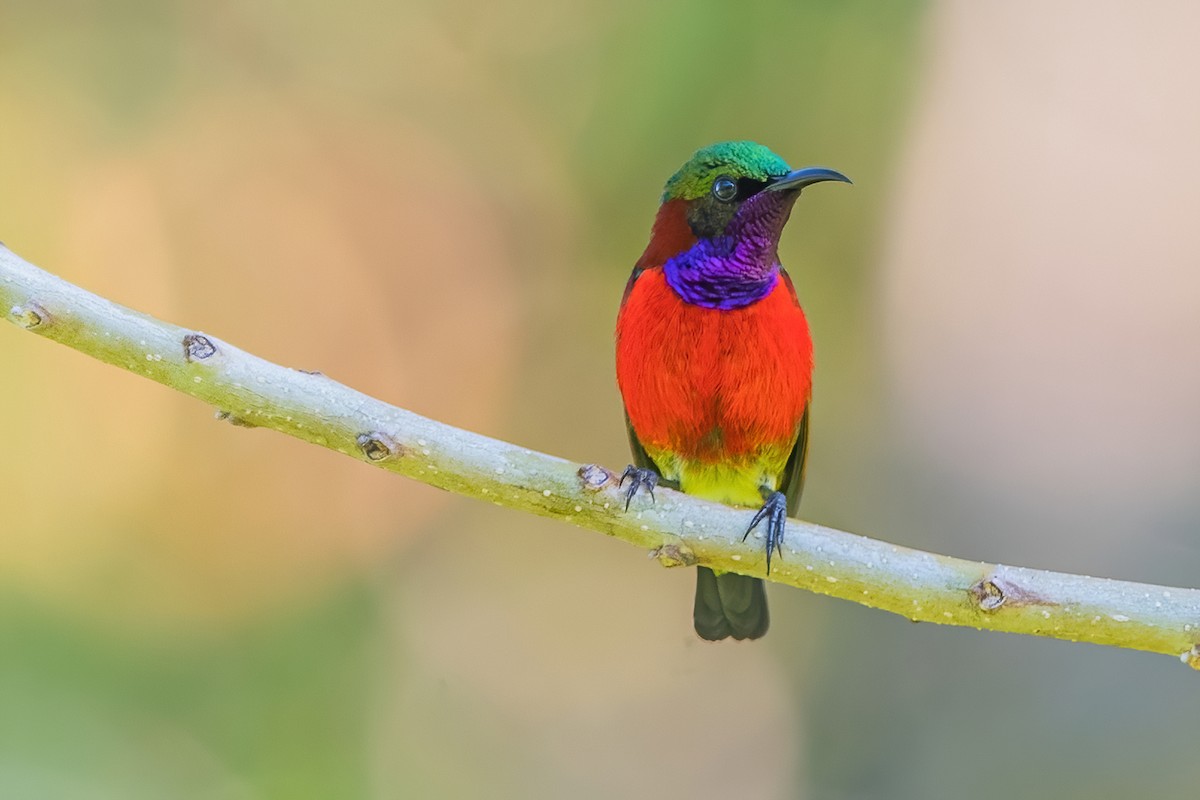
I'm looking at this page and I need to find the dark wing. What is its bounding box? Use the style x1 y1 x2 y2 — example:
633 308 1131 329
779 405 809 516
776 267 809 517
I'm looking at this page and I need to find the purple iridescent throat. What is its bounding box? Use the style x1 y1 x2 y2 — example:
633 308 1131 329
662 193 795 310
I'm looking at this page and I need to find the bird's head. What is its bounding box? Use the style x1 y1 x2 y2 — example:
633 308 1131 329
638 141 849 270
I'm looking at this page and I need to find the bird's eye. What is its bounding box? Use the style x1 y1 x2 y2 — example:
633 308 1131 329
711 175 738 202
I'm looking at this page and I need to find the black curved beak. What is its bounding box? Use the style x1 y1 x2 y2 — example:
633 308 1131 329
764 166 852 193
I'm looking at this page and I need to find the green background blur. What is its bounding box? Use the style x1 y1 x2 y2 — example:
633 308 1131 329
3 1 1200 798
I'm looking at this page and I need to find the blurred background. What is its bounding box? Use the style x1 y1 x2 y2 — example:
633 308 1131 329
2 1 1199 797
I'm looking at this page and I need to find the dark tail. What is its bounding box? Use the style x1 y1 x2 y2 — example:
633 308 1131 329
693 567 769 641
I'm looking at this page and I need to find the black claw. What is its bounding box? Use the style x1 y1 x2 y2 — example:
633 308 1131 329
743 491 788 574
619 465 659 511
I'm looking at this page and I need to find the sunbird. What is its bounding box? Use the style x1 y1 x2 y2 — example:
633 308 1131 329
615 141 849 640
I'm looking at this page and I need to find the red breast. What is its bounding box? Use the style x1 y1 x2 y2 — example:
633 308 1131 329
616 266 812 464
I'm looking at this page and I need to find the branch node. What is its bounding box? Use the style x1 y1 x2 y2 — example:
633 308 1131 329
183 333 218 362
650 543 696 568
9 302 48 329
357 432 401 462
970 573 1051 611
215 410 257 428
578 463 616 491
1183 645 1200 671
971 579 1007 611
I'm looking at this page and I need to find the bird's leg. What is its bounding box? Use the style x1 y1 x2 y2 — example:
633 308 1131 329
619 465 659 511
743 489 788 574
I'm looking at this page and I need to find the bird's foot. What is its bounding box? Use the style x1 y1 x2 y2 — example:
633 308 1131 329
743 490 788 574
619 465 659 511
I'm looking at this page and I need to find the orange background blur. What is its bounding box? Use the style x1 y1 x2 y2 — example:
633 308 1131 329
2 2 1199 797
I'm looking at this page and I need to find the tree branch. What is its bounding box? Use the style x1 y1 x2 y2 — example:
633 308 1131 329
1 243 1197 668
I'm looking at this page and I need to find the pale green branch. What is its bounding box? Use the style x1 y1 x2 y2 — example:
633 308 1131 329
1 244 1198 669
